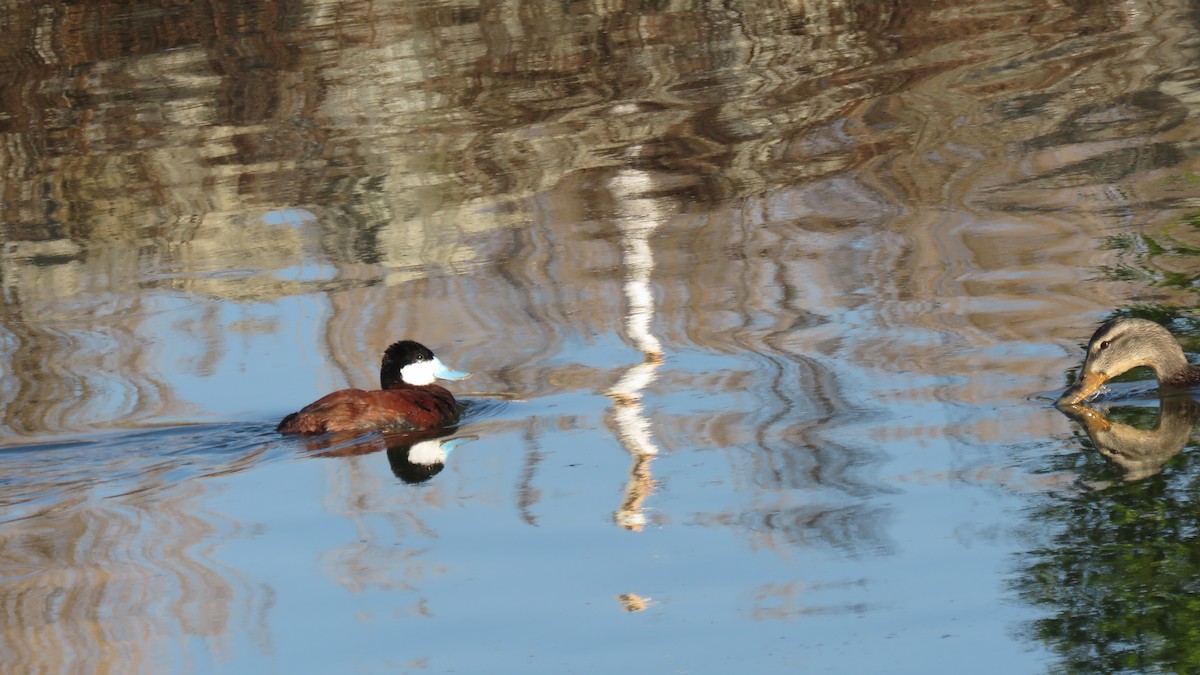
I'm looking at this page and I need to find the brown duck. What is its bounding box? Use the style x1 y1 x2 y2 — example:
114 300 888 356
278 340 469 435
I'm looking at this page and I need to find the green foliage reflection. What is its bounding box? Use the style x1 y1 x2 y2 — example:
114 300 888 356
1021 403 1200 673
1099 210 1200 289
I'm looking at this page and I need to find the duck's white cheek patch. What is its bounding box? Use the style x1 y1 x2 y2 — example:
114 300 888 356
407 440 446 466
400 360 438 386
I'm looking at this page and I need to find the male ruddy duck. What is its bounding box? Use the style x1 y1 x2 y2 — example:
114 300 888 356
277 340 469 435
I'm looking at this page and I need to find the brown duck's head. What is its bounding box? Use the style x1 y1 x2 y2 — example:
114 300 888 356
1057 318 1189 406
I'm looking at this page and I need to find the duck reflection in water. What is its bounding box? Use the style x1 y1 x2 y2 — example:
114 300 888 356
298 426 474 485
1057 398 1200 482
387 432 474 484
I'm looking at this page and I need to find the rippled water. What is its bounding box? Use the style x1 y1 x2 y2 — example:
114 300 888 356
2 0 1200 672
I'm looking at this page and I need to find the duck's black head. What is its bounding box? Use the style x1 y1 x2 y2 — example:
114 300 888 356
380 340 469 389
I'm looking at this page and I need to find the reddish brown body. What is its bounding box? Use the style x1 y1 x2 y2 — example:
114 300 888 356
277 383 459 435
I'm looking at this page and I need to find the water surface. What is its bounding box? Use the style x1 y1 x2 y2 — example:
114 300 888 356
3 0 1200 672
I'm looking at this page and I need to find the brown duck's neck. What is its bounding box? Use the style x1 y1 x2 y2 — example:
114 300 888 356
1158 361 1200 388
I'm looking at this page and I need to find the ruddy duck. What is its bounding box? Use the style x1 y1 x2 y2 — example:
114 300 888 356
277 340 469 435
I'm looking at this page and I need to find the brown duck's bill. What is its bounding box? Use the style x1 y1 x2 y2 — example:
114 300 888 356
1056 372 1107 406
1055 403 1113 432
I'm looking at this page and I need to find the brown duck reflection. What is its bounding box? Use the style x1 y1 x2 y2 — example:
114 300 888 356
1057 398 1200 481
298 426 471 485
387 433 474 485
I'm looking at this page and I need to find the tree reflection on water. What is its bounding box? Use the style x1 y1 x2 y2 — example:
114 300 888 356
1025 397 1200 672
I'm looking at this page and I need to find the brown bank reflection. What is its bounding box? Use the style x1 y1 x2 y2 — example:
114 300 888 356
3 0 1195 441
0 427 273 673
1057 398 1200 482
